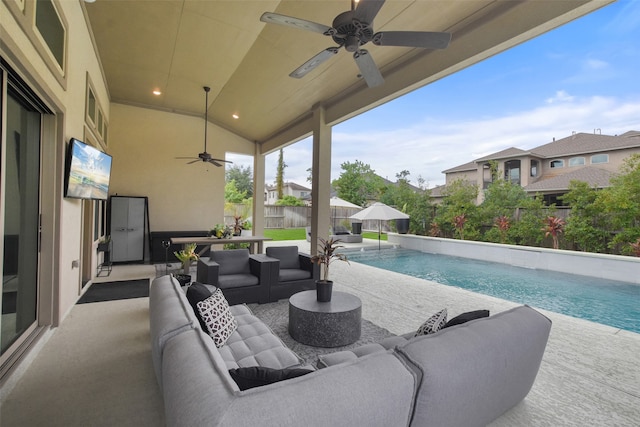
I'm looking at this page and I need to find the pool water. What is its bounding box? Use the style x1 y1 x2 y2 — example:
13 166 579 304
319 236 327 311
345 248 640 334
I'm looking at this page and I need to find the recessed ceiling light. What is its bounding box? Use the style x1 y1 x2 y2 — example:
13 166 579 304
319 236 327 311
152 90 162 96
232 114 239 119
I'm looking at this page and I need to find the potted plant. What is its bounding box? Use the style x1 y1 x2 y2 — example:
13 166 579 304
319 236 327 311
209 223 232 239
240 219 252 236
173 242 199 281
311 237 349 302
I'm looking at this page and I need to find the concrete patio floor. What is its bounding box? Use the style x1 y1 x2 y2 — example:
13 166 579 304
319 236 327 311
269 239 640 426
4 238 638 426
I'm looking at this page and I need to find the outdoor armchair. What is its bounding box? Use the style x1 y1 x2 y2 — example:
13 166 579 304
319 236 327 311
265 246 319 302
196 248 272 305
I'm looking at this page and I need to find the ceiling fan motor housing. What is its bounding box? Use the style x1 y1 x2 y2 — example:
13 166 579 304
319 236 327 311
332 10 373 51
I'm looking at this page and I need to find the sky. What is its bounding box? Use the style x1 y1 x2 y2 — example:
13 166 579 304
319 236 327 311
227 0 640 189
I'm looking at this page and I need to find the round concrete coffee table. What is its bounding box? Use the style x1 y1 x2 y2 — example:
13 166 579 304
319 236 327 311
288 290 362 348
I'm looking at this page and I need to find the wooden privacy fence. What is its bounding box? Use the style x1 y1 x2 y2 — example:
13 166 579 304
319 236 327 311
225 205 366 230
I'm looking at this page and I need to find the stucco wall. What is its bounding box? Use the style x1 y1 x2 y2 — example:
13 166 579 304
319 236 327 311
1 0 110 321
108 103 254 231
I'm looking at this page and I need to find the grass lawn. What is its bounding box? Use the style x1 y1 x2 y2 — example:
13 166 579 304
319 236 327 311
263 228 387 241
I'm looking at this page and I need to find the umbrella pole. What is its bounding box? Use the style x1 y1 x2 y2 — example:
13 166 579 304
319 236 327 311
378 220 381 250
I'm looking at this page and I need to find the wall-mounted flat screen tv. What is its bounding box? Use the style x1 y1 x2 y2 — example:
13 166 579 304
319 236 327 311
64 138 112 200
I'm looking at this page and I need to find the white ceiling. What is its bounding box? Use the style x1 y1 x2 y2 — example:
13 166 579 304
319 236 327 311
84 0 613 152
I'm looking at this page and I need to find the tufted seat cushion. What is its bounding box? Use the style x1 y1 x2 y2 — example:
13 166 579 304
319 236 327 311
218 304 305 370
317 336 408 368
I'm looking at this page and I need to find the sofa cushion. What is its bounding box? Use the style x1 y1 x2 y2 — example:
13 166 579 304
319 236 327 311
318 336 408 368
396 305 552 427
443 309 489 329
212 249 251 275
186 282 214 330
219 304 304 370
197 289 238 347
228 366 314 390
415 308 448 336
266 246 300 269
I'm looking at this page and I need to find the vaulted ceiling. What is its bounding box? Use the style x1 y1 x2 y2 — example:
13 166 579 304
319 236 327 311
84 0 612 153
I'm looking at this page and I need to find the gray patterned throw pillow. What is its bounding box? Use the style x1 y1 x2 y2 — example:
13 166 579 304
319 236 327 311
415 308 448 337
197 289 238 347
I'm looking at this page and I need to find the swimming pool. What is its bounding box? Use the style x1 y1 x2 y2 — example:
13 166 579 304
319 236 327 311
345 248 640 334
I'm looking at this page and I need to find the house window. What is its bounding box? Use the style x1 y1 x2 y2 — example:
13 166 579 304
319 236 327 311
504 160 521 185
550 160 564 168
591 154 609 164
35 0 66 69
569 157 585 166
530 160 538 177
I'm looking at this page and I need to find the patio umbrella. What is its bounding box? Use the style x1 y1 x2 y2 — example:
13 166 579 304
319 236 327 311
329 197 361 229
350 202 409 249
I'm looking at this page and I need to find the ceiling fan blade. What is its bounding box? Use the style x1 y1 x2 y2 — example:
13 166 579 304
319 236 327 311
260 12 335 36
211 158 232 164
290 47 340 78
354 0 386 24
187 159 200 164
372 31 451 49
209 159 222 167
175 156 197 160
353 49 384 88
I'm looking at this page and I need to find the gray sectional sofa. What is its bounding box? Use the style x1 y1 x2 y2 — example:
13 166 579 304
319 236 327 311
150 274 552 427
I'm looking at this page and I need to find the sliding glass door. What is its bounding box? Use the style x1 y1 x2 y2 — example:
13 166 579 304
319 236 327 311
1 67 42 355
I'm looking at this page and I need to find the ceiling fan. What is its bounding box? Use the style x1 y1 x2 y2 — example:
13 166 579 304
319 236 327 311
260 0 451 88
176 86 232 167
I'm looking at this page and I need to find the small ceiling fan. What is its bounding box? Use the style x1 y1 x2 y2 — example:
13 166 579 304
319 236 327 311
176 86 232 167
260 0 451 88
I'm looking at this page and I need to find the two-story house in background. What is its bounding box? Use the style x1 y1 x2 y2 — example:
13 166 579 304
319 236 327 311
265 182 312 205
432 130 640 205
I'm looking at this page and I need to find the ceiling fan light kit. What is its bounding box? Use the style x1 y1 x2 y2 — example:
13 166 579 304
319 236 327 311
175 86 231 167
261 0 451 88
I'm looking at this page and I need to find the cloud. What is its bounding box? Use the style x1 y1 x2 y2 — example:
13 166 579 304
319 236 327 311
250 94 640 189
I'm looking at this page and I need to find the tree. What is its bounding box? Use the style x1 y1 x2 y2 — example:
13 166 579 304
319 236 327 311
225 164 253 197
276 148 286 200
597 154 640 254
332 160 382 207
480 178 528 243
561 180 609 252
507 194 549 247
433 179 479 239
224 180 248 203
275 195 304 206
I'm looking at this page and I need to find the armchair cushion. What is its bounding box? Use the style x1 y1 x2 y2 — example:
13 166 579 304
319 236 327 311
218 274 259 289
266 246 300 269
278 269 311 282
211 249 251 275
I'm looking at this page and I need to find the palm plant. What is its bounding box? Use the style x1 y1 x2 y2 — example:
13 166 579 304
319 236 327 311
542 216 565 249
494 215 511 244
453 214 467 240
174 242 199 274
311 237 349 282
630 238 640 257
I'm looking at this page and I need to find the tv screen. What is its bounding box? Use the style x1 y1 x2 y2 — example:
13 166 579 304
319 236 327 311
64 138 112 200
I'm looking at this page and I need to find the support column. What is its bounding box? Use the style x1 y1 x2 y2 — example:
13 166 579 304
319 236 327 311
310 106 332 256
253 143 266 239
